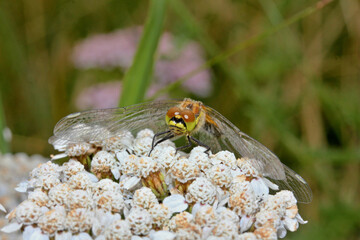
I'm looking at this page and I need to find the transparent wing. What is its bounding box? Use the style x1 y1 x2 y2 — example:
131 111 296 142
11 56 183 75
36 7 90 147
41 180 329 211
270 164 313 203
49 100 180 144
49 99 312 203
195 106 312 203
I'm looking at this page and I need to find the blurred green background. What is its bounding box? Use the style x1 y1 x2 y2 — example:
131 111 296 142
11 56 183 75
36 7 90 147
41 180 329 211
0 0 359 239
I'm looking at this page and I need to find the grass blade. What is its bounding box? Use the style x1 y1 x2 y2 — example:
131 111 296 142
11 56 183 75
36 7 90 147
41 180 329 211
119 0 168 107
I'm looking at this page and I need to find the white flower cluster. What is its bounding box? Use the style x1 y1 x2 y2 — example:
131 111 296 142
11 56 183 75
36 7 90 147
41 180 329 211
0 153 47 240
1 129 307 240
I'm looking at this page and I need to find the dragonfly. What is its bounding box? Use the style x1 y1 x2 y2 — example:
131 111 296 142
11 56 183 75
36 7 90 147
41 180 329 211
49 98 312 203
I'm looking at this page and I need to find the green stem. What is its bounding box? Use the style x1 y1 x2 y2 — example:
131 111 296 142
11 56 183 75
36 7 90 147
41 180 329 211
119 0 168 107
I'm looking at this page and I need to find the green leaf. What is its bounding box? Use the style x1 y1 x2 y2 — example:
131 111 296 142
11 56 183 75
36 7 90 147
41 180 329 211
119 0 168 107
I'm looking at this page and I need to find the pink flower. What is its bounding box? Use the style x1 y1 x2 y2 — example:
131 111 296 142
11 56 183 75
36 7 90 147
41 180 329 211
72 27 142 69
75 82 122 109
155 42 212 97
75 81 168 110
72 27 212 101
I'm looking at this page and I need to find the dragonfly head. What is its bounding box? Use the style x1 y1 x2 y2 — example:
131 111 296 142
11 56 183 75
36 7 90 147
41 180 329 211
166 107 196 134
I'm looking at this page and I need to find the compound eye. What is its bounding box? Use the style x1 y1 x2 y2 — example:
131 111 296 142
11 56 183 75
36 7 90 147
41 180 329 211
166 107 181 119
180 109 195 123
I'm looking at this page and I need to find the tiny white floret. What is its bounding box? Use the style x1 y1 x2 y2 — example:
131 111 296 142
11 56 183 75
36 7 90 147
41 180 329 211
1 222 22 233
163 194 188 213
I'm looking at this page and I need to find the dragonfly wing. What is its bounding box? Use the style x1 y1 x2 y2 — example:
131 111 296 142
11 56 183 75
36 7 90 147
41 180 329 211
199 106 285 179
196 106 312 203
50 100 179 144
269 164 313 203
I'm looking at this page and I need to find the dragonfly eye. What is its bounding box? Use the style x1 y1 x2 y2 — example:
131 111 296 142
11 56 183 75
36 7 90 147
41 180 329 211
180 109 196 131
166 107 185 131
166 107 181 120
166 107 196 133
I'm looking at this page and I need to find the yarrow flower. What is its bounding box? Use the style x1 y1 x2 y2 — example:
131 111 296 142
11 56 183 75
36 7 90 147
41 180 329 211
0 153 47 239
1 128 308 239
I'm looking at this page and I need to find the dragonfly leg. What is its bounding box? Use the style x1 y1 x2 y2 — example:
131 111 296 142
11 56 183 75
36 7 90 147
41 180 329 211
148 131 173 156
151 130 171 150
189 135 211 155
175 135 193 154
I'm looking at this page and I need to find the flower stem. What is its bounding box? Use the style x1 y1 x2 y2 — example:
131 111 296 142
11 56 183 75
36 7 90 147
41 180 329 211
119 0 168 107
